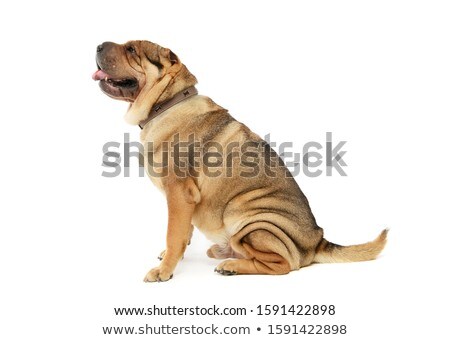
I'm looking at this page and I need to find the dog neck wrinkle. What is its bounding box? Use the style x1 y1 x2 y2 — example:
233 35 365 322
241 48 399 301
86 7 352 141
156 65 197 103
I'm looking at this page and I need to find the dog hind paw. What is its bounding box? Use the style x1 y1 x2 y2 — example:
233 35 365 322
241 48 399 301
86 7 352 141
214 267 237 276
214 260 239 276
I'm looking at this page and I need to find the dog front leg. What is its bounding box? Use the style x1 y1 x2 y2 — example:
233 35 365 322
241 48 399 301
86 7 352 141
144 177 199 282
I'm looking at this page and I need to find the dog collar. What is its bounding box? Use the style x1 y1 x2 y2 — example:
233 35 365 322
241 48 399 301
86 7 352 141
138 86 198 129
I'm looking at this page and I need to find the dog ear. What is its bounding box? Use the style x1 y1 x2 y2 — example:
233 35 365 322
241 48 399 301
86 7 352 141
161 48 179 65
169 50 179 64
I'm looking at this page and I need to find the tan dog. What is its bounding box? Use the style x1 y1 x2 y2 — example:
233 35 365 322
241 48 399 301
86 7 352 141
93 40 388 282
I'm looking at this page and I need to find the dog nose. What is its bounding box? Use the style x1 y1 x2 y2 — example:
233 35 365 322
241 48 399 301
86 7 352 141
97 42 115 55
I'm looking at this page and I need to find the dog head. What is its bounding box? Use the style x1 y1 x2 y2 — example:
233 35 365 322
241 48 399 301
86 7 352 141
93 40 197 124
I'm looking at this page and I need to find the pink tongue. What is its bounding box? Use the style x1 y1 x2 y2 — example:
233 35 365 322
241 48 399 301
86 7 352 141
92 69 109 81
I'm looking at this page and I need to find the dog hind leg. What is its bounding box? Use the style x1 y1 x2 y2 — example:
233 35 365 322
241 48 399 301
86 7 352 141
215 229 292 275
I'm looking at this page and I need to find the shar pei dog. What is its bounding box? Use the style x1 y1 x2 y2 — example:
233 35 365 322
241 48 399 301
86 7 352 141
93 40 388 282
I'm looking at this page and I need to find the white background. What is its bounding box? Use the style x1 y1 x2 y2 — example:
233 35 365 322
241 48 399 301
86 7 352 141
1 0 449 339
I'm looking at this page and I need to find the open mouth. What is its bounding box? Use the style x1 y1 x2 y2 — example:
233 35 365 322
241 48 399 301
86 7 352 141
92 69 138 89
92 67 138 100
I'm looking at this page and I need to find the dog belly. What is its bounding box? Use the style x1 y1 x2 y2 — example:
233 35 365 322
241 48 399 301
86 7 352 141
193 212 242 247
200 228 230 247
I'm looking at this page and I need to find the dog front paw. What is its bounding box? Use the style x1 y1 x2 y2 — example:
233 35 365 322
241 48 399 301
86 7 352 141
143 266 174 282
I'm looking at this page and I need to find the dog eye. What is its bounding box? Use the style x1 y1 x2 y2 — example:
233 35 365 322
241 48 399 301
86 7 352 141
126 46 136 54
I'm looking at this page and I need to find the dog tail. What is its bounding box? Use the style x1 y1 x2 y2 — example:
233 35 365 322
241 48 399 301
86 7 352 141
314 229 388 263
